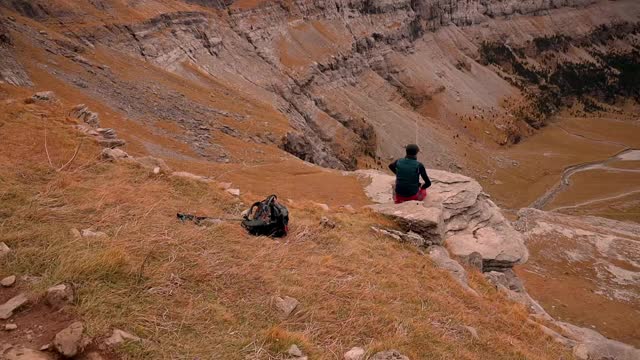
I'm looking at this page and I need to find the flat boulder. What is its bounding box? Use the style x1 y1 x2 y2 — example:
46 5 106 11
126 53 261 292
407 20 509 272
3 347 54 360
446 226 528 270
0 293 28 319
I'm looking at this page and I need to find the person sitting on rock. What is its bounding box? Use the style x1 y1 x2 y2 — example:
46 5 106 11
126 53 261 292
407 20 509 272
388 144 432 204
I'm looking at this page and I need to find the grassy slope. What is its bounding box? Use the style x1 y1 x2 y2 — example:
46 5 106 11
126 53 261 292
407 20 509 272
0 90 572 359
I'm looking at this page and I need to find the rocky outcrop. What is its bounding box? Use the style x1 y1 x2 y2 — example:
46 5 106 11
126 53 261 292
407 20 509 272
556 322 640 360
360 169 528 270
0 19 32 87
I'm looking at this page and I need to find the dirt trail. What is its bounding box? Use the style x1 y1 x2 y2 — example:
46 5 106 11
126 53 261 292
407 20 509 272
530 149 640 210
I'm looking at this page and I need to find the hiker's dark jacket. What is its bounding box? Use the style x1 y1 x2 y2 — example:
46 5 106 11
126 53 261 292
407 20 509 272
388 156 432 197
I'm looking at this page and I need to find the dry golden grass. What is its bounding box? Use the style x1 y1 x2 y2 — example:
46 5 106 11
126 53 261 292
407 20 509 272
0 96 573 359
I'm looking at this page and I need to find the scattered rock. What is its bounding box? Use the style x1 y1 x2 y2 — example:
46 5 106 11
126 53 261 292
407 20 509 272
0 293 28 319
104 329 141 347
320 216 336 229
287 344 303 357
81 229 107 238
133 156 171 173
70 104 99 128
53 321 89 358
484 270 524 293
3 346 54 360
45 284 74 309
97 138 126 149
370 350 410 360
0 242 11 258
70 228 81 238
314 203 330 212
100 148 128 161
274 296 299 317
226 188 240 196
218 182 232 190
4 323 17 331
462 325 479 340
171 171 212 183
344 346 365 360
30 91 55 102
1 275 16 287
84 352 105 360
371 227 427 247
153 167 160 174
341 205 356 213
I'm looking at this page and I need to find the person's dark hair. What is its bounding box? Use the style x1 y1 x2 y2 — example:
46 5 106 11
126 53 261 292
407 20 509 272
405 144 420 156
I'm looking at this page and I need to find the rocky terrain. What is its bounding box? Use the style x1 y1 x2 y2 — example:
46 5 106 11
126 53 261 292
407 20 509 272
1 0 640 359
359 170 640 359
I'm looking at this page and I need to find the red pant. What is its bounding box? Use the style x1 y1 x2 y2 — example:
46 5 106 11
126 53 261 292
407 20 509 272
394 188 427 204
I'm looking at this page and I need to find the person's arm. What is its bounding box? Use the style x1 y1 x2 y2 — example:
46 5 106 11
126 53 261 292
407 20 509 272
419 163 431 189
388 160 398 174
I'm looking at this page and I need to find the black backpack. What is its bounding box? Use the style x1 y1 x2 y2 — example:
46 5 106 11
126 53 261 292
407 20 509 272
241 195 289 237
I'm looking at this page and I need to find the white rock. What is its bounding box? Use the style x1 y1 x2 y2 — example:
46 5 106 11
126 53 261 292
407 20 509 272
100 148 128 161
287 344 303 357
81 229 107 238
5 323 17 331
274 296 299 317
344 346 365 360
53 321 88 358
3 346 54 360
1 275 16 287
0 242 10 258
226 188 240 196
462 325 479 340
314 203 330 211
153 167 160 174
45 284 74 309
104 329 141 346
172 171 212 183
69 228 81 238
0 293 28 319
